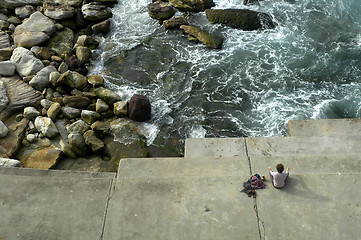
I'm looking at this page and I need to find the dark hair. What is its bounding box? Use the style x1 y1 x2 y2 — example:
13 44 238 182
276 164 284 173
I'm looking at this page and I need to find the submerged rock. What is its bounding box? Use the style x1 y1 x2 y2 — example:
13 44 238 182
169 0 215 12
205 9 276 30
147 1 175 21
180 25 223 49
128 94 151 122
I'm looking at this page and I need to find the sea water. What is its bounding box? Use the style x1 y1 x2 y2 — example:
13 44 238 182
90 0 361 147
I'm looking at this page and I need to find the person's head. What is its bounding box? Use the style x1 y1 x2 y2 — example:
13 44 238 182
276 163 284 173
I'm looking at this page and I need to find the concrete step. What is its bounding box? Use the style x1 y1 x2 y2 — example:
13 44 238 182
287 118 361 137
118 157 250 179
184 137 246 158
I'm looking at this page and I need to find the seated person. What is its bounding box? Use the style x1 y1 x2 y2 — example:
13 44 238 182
268 164 289 189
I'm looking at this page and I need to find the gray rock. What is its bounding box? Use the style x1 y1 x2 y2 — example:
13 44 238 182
49 71 61 87
113 101 128 117
0 158 21 167
180 25 223 49
75 46 92 63
61 106 81 119
169 0 215 12
40 99 54 110
95 87 121 105
96 98 109 113
47 102 61 120
163 15 189 29
0 20 9 30
26 133 38 143
68 132 87 156
34 116 59 138
0 31 11 49
70 88 82 97
47 0 83 7
72 71 88 90
91 120 109 137
0 0 42 9
0 60 16 76
58 62 68 74
0 13 7 21
15 5 35 19
66 119 90 134
10 47 44 77
81 110 101 125
63 96 90 109
29 65 57 91
43 2 76 20
14 31 50 48
7 16 22 25
76 35 99 50
23 106 40 119
45 27 74 58
0 80 9 112
0 120 8 138
57 70 74 89
91 19 110 34
84 130 104 152
14 11 56 36
81 3 112 21
147 1 175 21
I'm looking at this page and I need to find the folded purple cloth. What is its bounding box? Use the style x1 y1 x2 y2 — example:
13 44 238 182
251 176 266 189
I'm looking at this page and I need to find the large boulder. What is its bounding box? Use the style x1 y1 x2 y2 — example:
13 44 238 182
43 2 76 20
128 94 151 122
34 116 59 138
0 80 9 112
81 3 112 21
29 65 57 91
0 117 28 158
19 143 62 169
95 99 109 113
10 47 44 77
45 27 74 58
0 60 16 76
205 9 276 30
147 1 175 21
0 0 42 9
180 25 223 49
169 0 215 12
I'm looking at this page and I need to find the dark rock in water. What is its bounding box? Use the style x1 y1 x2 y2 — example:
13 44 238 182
169 0 215 12
74 9 88 28
65 55 88 75
180 25 223 49
163 15 188 29
243 0 259 5
147 1 175 21
128 94 151 122
91 19 110 34
205 9 276 30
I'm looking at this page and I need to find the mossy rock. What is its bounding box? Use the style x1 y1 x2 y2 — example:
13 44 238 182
180 25 223 49
169 0 215 12
45 27 74 58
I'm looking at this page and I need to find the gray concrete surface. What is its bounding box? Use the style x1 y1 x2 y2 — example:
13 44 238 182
288 118 361 137
185 138 247 158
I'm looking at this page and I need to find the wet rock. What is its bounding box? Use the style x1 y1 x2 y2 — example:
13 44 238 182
0 120 8 138
67 119 90 134
29 65 57 91
91 120 109 137
81 109 101 125
43 2 76 20
0 158 21 167
163 15 189 29
205 9 276 30
45 27 74 58
91 19 110 34
26 133 38 143
61 106 81 119
64 55 88 75
60 139 77 158
72 71 88 90
180 25 223 49
0 60 16 76
95 87 121 105
68 132 87 156
81 3 113 21
0 31 10 48
23 106 40 119
84 130 104 152
0 80 9 112
169 0 215 12
243 0 259 5
14 5 36 18
128 94 151 122
113 101 128 117
63 96 90 108
47 102 61 120
0 0 42 9
95 98 109 113
76 35 99 50
75 46 92 63
34 116 59 138
10 47 44 77
147 1 175 21
87 74 104 87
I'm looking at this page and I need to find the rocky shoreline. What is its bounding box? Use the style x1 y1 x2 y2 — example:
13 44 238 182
0 0 182 172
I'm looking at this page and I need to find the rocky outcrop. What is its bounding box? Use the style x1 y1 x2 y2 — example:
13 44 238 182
168 0 215 12
180 25 223 49
128 94 151 122
0 117 28 158
147 1 175 21
205 9 276 30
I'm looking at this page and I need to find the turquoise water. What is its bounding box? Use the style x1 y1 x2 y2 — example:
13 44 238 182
90 0 361 146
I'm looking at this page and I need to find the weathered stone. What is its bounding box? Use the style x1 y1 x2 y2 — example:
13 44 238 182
68 132 87 156
51 55 62 62
0 47 13 61
7 16 22 25
95 87 121 105
0 120 8 138
0 0 42 9
0 20 9 30
23 106 40 119
91 120 109 137
0 79 9 112
83 0 118 3
147 1 175 21
72 71 88 90
56 70 74 89
0 117 27 158
205 9 276 30
163 15 189 29
0 13 7 21
87 74 104 87
76 35 99 50
84 130 104 152
14 11 56 36
15 5 36 19
45 27 74 58
82 91 97 99
47 0 83 7
75 46 92 63
180 25 223 49
70 88 82 96
0 60 16 76
49 71 60 87
81 109 101 125
66 119 90 134
113 101 128 117
63 96 90 109
32 47 55 60
20 144 62 169
34 116 58 138
169 0 215 12
64 55 87 75
128 94 151 122
0 158 21 167
43 2 76 20
29 65 57 91
81 3 112 21
47 102 61 120
58 62 68 74
0 31 10 49
10 47 44 77
26 133 38 143
59 139 77 158
243 0 259 5
61 106 81 119
91 19 110 34
14 31 50 48
95 98 109 113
